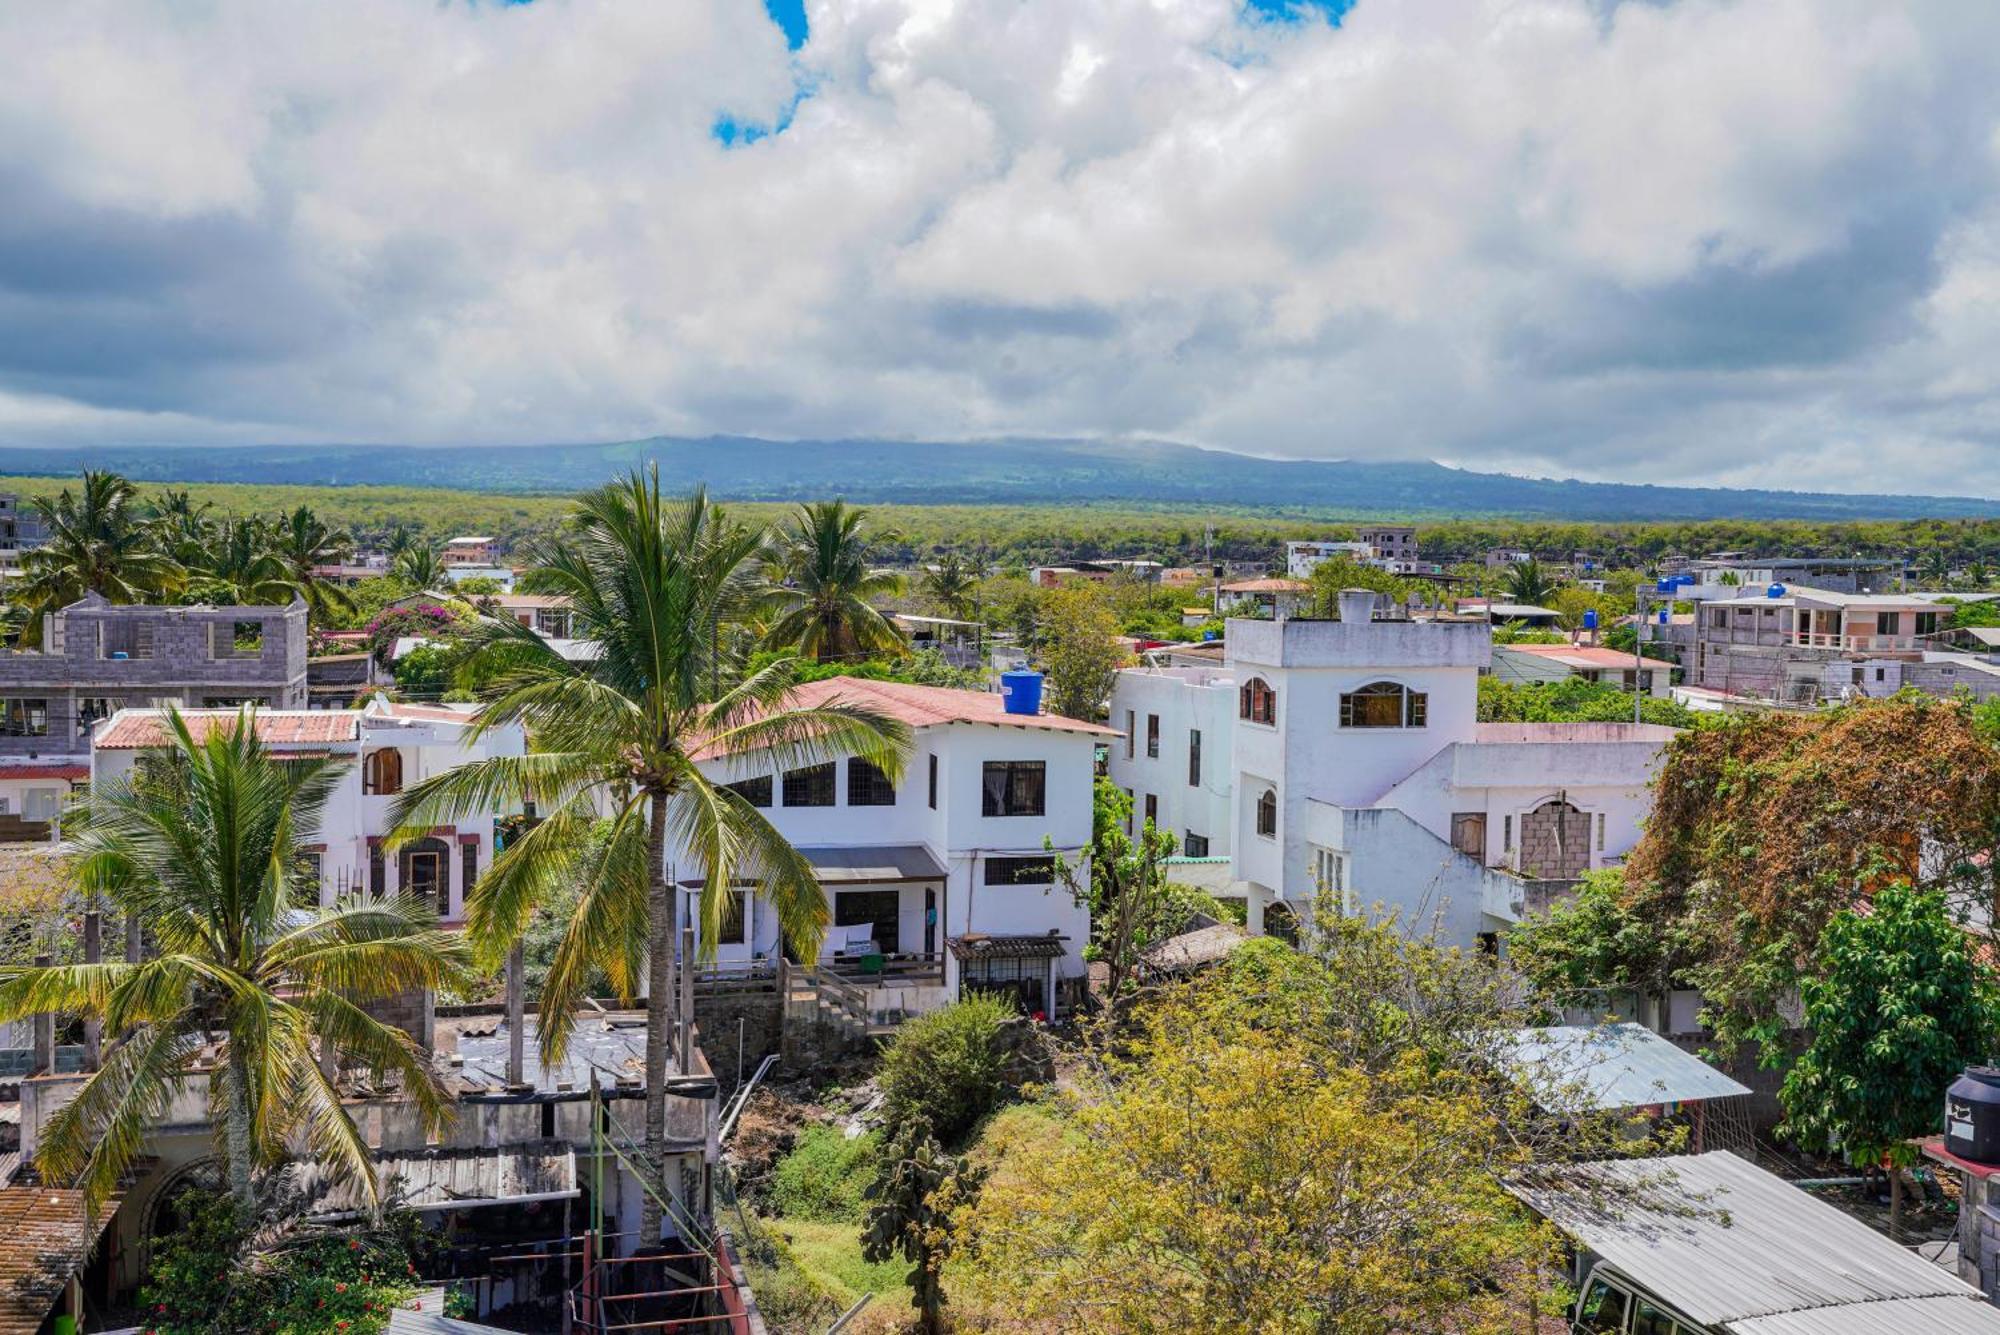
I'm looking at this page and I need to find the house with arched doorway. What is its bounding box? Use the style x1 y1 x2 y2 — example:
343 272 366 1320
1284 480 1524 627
1108 590 1675 951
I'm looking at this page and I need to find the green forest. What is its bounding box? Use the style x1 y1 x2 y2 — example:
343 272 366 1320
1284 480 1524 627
7 472 2000 570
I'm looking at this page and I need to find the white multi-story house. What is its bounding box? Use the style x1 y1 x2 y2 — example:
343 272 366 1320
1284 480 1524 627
1285 540 1374 578
89 697 526 923
683 674 1111 1020
1109 591 1675 950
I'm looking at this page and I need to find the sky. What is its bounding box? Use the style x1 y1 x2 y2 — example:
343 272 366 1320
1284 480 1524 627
4 0 2000 494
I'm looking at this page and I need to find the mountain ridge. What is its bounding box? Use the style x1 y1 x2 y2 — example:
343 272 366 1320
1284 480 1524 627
0 437 1990 521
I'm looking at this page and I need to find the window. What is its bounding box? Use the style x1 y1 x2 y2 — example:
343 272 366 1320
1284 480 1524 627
834 889 900 953
847 759 897 807
1313 847 1349 913
985 856 1055 885
1596 812 1606 851
727 775 772 808
1188 729 1201 787
927 754 938 809
1502 814 1513 851
0 699 47 737
1709 608 1728 629
1573 1278 1630 1335
1876 611 1900 636
1339 681 1427 728
1144 793 1157 829
1255 788 1277 838
1450 812 1486 859
1238 677 1276 725
981 761 1046 817
783 762 836 807
1122 788 1134 833
301 852 323 891
461 842 478 914
76 698 115 734
233 620 264 654
1630 1298 1681 1335
1184 832 1209 858
1916 611 1940 637
719 890 750 945
1145 714 1160 759
1124 710 1135 760
362 748 403 795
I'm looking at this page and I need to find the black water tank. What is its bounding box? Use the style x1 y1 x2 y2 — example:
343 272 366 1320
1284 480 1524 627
1946 1068 2000 1164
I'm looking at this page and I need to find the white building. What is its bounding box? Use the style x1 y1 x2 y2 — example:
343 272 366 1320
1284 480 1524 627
89 697 527 922
1285 540 1374 578
1108 592 1674 950
683 675 1112 1019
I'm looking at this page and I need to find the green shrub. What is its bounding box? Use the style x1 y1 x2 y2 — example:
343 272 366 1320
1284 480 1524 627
878 995 1028 1145
139 1190 427 1335
766 1126 880 1223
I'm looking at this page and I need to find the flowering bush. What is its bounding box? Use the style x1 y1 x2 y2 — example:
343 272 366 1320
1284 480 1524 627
364 602 472 665
138 1191 428 1335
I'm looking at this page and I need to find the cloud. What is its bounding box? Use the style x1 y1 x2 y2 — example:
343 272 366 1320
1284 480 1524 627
0 0 1998 494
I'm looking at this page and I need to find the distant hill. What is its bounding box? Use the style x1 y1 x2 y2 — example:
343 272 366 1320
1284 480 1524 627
0 437 1991 521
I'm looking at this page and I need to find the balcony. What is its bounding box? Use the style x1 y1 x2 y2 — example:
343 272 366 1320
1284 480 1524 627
1786 631 1917 653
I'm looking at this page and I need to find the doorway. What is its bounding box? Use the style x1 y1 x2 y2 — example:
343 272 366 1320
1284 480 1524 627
834 889 901 954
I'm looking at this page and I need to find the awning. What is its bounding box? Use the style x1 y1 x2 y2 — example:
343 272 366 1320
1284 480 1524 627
800 844 947 885
949 934 1068 962
301 1143 578 1218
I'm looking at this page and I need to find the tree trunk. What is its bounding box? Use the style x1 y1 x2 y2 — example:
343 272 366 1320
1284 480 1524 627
225 1047 255 1218
642 790 673 1248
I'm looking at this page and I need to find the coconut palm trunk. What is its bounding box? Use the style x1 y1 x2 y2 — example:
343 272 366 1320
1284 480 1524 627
388 471 910 1250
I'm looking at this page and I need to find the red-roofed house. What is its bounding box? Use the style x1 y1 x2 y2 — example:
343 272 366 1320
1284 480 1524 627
683 674 1112 1020
90 698 525 926
1491 640 1676 697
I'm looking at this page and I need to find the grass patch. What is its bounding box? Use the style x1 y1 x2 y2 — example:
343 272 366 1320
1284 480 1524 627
768 1217 907 1306
766 1125 880 1224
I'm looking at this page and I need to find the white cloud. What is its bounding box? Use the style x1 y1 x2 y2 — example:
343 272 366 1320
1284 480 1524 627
1 0 1998 493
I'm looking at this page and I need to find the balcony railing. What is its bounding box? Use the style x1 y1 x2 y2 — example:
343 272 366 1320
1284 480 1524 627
1787 631 1917 652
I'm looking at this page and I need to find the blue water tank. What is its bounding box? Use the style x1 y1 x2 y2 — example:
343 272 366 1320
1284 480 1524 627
1675 574 1696 588
110 651 128 660
1000 670 1044 716
1582 609 1599 631
1767 582 1786 599
1655 578 1675 594
1202 629 1218 642
1657 608 1669 624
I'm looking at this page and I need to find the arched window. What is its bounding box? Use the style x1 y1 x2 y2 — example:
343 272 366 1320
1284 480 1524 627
1238 676 1277 725
1255 788 1277 837
1339 680 1427 729
363 748 404 796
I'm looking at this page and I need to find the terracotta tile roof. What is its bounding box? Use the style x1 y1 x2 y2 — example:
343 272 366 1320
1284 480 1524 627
94 710 362 749
0 765 87 782
693 676 1117 760
1220 578 1311 594
1500 643 1675 670
0 1186 115 1333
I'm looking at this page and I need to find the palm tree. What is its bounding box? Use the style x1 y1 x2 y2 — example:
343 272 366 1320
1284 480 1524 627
1919 549 1953 589
1501 557 1556 607
393 544 446 591
149 488 217 565
388 470 910 1245
761 499 908 663
1968 560 1992 591
270 505 357 621
0 709 465 1218
920 552 979 622
17 471 182 637
195 518 298 606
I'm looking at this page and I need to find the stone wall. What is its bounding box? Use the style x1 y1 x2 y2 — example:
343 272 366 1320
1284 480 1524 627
694 991 785 1098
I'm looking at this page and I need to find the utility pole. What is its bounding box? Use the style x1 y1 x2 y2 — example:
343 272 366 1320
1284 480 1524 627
1634 583 1649 726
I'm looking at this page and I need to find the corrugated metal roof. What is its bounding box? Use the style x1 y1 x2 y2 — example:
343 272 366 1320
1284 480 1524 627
1515 1152 1981 1329
1732 1296 2000 1335
1498 1024 1751 1110
803 844 948 885
301 1142 576 1217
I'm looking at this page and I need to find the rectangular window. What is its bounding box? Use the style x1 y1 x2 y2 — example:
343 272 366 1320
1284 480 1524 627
1144 793 1157 829
1596 812 1606 852
719 889 750 945
301 852 323 893
1915 611 1940 637
984 856 1056 886
727 775 773 808
1502 814 1513 852
1145 714 1160 759
782 762 836 807
461 842 478 914
847 759 897 807
1876 611 1900 636
0 698 48 738
1188 729 1201 787
1184 832 1209 857
981 761 1046 817
928 754 938 809
833 889 900 954
1124 710 1135 760
1709 608 1728 629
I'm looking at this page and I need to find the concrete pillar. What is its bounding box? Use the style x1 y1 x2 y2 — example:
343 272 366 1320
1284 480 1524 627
31 953 53 1075
505 944 525 1090
82 912 101 1072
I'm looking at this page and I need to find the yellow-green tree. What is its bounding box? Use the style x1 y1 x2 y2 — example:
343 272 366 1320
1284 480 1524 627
1037 583 1125 721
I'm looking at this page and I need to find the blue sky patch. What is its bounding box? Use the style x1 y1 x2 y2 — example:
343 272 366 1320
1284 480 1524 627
1243 0 1354 24
764 0 808 49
